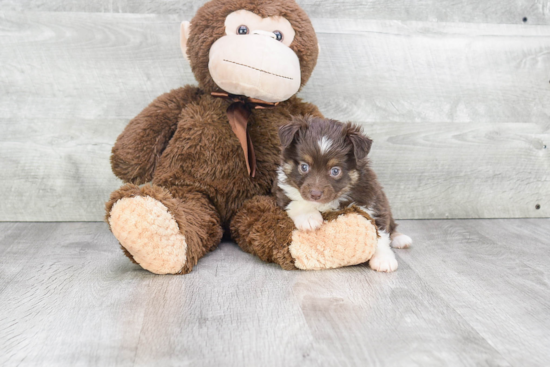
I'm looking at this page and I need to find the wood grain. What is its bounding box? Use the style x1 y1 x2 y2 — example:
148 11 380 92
0 223 34 292
397 218 550 367
0 12 189 121
1 12 549 123
5 220 548 366
1 0 549 25
291 265 511 366
1 119 547 221
0 11 549 220
0 224 154 366
0 118 123 221
366 121 550 219
305 19 550 124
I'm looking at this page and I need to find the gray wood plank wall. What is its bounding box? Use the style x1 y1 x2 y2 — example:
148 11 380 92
2 0 550 25
0 1 549 221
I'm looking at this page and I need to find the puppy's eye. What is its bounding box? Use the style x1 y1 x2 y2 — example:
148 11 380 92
237 25 249 35
273 30 283 41
299 163 310 174
330 167 341 177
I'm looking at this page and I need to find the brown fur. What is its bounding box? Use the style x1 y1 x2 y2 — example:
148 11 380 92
106 0 323 271
275 116 398 234
110 86 204 185
230 195 297 270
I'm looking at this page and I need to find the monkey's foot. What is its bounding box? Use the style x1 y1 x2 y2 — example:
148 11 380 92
231 197 378 271
106 184 188 275
289 207 378 270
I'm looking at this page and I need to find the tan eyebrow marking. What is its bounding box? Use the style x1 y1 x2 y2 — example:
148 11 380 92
327 158 339 168
283 161 294 174
349 170 359 184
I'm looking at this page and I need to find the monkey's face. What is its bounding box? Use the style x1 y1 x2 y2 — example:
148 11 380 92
184 0 319 101
208 10 301 102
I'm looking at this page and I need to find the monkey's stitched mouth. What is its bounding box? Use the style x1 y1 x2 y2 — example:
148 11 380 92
223 59 293 80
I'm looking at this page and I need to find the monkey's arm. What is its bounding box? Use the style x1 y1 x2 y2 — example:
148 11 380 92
110 86 203 184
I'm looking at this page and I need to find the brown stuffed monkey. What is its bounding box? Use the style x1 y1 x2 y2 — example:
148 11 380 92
105 0 379 274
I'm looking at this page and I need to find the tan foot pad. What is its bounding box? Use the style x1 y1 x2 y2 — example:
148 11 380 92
109 196 187 274
289 213 377 270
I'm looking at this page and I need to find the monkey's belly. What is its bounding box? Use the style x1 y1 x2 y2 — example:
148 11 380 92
152 122 277 221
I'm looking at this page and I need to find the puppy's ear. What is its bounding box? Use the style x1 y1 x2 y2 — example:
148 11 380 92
279 119 305 148
346 124 373 160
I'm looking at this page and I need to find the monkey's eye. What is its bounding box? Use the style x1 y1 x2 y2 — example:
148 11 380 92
237 25 249 35
273 30 283 41
299 163 310 174
330 167 341 177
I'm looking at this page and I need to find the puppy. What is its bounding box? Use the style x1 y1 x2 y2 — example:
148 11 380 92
274 116 412 272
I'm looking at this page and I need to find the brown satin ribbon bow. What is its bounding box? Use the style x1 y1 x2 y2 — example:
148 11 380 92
211 91 279 177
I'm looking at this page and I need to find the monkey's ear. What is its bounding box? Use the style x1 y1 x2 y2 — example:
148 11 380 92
279 120 304 149
180 21 191 61
346 125 372 160
318 43 321 55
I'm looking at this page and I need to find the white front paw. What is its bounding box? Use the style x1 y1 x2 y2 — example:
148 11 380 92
391 234 412 249
369 251 398 272
292 211 324 231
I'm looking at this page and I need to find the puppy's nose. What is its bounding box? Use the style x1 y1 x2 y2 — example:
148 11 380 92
310 190 323 201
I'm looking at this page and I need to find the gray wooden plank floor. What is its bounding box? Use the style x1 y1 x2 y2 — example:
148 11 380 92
0 220 549 366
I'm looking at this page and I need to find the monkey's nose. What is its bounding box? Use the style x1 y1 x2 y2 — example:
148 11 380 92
251 30 277 40
310 190 323 201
